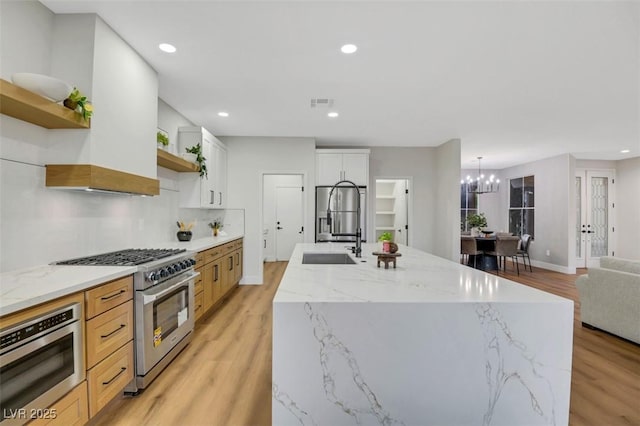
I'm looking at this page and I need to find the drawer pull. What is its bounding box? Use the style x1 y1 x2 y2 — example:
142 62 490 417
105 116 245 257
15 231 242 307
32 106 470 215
100 289 126 301
102 367 126 386
101 324 126 339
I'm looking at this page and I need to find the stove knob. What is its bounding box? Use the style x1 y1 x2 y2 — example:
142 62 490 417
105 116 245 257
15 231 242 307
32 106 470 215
160 268 169 278
181 261 190 269
189 258 196 266
174 263 183 272
148 271 158 282
167 265 175 274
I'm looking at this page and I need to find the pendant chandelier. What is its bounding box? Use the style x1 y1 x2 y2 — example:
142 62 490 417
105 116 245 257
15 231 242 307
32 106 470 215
462 157 500 194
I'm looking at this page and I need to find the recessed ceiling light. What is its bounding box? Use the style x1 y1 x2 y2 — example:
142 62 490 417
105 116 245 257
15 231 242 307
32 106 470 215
218 112 229 117
341 44 357 54
620 149 630 153
158 43 177 53
327 112 339 118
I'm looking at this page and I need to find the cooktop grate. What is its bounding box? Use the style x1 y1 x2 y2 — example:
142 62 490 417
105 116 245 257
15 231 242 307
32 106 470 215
55 248 187 266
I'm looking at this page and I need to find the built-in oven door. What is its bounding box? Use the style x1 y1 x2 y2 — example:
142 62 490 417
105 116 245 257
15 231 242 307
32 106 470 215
136 272 196 376
0 321 84 425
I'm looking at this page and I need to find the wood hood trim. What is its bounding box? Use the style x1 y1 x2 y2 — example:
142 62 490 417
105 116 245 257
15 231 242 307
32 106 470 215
46 164 160 196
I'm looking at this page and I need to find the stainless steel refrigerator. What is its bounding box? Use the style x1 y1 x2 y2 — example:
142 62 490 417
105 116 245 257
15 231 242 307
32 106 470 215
315 185 367 243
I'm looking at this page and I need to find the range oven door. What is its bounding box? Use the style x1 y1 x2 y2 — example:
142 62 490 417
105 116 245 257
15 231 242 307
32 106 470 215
135 272 196 378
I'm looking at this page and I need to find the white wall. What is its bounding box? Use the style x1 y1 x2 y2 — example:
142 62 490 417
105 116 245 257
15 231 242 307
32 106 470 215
433 139 462 261
158 98 194 156
263 175 304 261
221 136 316 284
499 154 574 273
369 147 438 254
613 157 640 260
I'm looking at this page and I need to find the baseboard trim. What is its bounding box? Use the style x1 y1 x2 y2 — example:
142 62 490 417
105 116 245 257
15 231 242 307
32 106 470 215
530 260 574 274
239 275 262 285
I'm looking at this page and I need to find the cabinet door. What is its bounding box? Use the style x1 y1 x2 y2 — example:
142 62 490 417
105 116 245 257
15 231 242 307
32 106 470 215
316 153 344 185
342 153 369 186
211 258 222 305
233 249 242 284
200 139 216 208
214 143 227 208
202 262 214 312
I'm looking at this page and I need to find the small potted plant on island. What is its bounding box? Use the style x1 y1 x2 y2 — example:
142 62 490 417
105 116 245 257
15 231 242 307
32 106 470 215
208 219 223 237
378 231 393 253
466 213 487 237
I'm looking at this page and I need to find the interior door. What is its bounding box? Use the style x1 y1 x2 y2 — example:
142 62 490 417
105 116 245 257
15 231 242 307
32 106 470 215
276 186 304 261
394 180 409 246
576 170 615 268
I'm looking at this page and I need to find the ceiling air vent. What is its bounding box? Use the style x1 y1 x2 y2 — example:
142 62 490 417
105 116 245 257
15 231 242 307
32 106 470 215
310 98 334 108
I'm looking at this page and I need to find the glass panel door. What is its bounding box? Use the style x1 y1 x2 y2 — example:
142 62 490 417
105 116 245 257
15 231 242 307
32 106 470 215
589 176 608 258
576 170 614 268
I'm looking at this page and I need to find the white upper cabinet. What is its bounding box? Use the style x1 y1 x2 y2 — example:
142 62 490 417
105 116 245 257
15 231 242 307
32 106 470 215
178 126 227 209
315 149 370 186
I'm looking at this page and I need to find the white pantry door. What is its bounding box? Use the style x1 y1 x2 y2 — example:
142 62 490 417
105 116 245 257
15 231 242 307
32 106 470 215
275 186 304 261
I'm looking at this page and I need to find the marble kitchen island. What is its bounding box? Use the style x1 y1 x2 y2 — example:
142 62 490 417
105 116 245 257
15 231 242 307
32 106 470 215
273 243 573 426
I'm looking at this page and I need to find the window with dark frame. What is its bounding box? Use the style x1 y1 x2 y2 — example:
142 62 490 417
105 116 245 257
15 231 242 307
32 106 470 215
460 181 478 231
509 175 535 238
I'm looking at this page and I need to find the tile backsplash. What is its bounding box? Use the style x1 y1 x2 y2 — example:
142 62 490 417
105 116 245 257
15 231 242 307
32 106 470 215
0 159 244 272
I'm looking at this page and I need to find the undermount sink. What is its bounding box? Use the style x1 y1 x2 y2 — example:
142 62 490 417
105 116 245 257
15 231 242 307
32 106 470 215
302 253 356 265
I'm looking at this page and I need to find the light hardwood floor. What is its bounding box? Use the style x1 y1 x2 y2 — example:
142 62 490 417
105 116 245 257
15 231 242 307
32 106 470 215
91 261 640 426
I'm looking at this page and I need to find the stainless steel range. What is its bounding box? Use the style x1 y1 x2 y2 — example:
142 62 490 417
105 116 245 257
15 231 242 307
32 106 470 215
55 248 199 394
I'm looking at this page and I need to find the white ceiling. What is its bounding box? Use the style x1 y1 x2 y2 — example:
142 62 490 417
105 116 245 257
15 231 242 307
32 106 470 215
40 0 639 169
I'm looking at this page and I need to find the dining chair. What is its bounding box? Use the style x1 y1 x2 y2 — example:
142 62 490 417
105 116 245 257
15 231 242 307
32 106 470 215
515 234 532 272
460 236 482 268
485 235 520 275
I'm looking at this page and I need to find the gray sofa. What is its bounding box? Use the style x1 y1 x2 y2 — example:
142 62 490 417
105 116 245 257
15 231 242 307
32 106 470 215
575 257 640 344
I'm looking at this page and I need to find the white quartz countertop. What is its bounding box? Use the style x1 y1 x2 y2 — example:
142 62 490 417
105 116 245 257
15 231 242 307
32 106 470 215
0 265 136 316
274 243 572 304
0 232 244 317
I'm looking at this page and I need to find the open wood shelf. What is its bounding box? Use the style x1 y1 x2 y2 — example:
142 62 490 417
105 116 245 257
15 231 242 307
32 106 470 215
0 79 90 129
156 149 200 173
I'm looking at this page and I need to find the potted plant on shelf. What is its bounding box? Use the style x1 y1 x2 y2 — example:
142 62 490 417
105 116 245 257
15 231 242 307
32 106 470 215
208 219 223 237
378 231 393 253
63 87 93 120
157 130 169 150
186 145 207 178
466 213 487 237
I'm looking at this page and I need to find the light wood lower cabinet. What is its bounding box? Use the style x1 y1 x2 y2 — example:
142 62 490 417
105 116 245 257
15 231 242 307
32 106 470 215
194 290 204 321
85 301 133 369
87 342 134 418
27 381 88 426
85 276 133 319
196 238 242 321
84 275 134 420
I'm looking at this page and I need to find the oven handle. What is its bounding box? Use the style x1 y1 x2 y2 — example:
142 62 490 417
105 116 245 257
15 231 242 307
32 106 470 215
141 272 198 304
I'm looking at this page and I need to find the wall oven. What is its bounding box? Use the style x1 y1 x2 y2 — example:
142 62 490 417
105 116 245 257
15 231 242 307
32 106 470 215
0 303 84 425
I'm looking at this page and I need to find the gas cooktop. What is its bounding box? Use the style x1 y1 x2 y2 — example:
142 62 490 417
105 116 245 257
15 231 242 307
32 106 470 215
55 248 187 266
